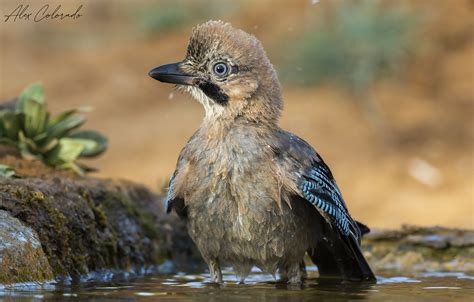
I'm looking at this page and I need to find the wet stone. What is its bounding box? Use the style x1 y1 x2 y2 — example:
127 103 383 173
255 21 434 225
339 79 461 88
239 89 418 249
362 225 474 272
0 151 196 284
0 210 54 284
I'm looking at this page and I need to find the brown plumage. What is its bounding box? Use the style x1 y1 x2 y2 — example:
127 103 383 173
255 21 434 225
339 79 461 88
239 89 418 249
149 20 376 284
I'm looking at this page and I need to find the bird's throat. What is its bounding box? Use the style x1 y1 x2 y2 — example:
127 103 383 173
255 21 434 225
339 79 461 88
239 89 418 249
197 81 229 105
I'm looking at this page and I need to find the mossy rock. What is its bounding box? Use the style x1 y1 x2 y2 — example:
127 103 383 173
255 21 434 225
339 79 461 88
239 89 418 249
0 148 196 283
362 225 474 273
0 210 54 284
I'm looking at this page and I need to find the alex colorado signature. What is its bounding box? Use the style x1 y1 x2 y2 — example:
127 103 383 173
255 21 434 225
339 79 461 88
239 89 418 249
3 4 83 23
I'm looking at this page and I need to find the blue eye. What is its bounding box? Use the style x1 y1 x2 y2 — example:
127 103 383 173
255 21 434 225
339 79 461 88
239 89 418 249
213 62 229 76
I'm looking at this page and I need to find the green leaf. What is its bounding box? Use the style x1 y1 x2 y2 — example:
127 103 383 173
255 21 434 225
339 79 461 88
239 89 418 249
18 130 39 152
45 138 84 166
32 131 49 142
36 138 59 153
57 162 84 175
45 115 86 139
23 98 49 137
76 162 98 173
67 138 98 156
0 111 23 140
0 114 4 137
17 131 41 160
0 164 15 178
0 137 17 148
17 82 44 112
47 109 77 128
67 130 108 157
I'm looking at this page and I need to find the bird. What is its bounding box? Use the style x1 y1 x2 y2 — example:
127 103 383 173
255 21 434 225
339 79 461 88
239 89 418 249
148 20 376 284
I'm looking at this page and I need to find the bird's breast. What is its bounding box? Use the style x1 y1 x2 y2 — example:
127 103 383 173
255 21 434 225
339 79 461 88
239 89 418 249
185 136 280 220
184 155 310 267
181 133 313 267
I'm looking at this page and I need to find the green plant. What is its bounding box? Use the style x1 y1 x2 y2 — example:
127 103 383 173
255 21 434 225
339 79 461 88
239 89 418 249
286 0 418 132
0 83 107 174
0 164 15 178
289 1 417 88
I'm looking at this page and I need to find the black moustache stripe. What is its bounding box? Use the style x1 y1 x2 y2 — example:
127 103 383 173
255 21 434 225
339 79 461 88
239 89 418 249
198 81 229 105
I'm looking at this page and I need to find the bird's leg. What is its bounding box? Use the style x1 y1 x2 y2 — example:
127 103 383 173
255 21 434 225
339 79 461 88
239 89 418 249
278 262 306 283
208 258 223 283
234 263 252 284
287 262 304 285
277 264 289 283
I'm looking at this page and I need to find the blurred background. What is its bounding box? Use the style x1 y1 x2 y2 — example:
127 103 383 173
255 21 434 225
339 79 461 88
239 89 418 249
0 0 472 229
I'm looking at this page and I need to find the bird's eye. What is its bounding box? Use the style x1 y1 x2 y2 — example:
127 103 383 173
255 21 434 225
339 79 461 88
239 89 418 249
213 62 230 76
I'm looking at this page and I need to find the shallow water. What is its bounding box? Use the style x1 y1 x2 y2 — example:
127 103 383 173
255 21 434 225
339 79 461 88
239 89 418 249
1 266 473 302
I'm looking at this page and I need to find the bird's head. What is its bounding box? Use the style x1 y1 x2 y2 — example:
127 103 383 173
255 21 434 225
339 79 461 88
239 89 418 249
149 20 282 124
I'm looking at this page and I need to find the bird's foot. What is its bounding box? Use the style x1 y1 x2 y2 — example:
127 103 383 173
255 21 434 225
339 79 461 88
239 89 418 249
208 259 223 284
286 262 304 285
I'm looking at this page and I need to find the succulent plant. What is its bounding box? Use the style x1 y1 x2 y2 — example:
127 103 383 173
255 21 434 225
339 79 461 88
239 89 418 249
0 164 15 178
0 82 107 174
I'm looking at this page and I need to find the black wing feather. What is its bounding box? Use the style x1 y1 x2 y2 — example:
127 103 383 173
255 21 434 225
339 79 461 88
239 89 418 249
299 162 362 240
274 130 376 282
165 172 187 218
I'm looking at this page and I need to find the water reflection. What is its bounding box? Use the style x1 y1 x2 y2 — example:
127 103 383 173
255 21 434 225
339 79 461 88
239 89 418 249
1 268 474 302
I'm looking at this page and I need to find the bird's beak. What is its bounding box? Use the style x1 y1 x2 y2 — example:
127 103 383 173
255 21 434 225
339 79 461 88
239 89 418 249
148 62 195 86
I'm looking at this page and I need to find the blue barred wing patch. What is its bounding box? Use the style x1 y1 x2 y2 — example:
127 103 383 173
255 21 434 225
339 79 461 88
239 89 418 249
298 164 354 236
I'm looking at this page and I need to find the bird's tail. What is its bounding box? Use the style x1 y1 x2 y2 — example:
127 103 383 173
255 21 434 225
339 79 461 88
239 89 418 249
356 220 371 237
308 229 376 282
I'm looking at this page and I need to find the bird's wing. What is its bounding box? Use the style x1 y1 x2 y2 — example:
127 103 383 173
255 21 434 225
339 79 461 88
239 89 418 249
165 153 187 218
273 130 375 282
299 160 361 239
273 130 360 239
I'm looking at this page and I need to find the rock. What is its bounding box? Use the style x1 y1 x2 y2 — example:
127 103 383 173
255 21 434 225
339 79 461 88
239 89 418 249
0 210 54 284
362 225 474 272
0 150 196 284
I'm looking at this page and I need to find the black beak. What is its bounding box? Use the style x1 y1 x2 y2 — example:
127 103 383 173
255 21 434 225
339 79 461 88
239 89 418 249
148 62 195 85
